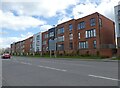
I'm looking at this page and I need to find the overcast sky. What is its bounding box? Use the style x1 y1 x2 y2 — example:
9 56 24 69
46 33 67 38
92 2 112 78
0 0 119 48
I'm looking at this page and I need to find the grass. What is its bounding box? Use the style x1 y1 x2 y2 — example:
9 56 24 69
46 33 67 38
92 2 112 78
25 54 103 60
111 57 120 60
13 54 120 60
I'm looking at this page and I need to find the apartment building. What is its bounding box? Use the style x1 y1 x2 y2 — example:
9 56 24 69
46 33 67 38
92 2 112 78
11 40 25 55
11 12 116 57
48 27 56 53
55 12 115 57
115 4 120 57
42 31 49 54
56 19 76 55
24 36 33 55
33 32 42 55
76 12 115 57
15 41 21 55
20 40 25 55
11 42 16 55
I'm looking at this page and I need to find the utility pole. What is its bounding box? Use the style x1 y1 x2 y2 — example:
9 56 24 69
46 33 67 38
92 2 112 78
53 25 57 58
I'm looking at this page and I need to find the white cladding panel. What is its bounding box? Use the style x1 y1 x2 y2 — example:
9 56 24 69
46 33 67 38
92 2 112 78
33 32 42 52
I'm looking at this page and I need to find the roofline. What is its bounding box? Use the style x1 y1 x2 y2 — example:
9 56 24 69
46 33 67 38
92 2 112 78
75 12 99 21
57 19 75 26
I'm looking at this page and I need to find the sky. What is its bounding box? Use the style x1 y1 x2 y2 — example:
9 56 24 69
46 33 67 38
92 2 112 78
0 0 119 48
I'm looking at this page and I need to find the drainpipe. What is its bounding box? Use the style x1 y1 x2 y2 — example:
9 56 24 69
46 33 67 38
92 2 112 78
97 13 101 56
97 13 101 50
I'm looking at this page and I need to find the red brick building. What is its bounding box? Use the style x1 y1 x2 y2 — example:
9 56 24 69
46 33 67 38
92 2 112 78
117 38 120 57
42 31 49 54
11 37 33 56
24 36 33 55
56 19 77 55
11 43 16 55
56 12 116 57
75 12 115 57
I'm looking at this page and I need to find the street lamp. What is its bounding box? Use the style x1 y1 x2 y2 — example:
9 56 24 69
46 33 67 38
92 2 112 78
53 25 57 58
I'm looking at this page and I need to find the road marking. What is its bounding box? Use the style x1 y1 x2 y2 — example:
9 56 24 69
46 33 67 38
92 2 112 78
12 61 67 72
88 74 120 81
37 65 67 72
20 62 32 65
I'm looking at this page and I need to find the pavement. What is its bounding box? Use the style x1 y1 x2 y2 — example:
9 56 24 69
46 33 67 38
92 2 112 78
2 56 119 86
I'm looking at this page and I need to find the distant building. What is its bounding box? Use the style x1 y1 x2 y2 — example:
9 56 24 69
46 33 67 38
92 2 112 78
42 31 49 54
11 42 16 55
19 40 25 55
24 36 33 55
48 27 56 51
115 4 120 57
33 32 42 55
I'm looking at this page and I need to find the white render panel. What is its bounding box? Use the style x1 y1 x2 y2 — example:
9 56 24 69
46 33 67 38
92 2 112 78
33 32 42 52
115 5 120 37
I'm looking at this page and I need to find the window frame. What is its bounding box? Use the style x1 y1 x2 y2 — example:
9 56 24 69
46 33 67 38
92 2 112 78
79 41 88 49
69 24 73 31
78 21 85 29
93 40 97 48
90 18 96 26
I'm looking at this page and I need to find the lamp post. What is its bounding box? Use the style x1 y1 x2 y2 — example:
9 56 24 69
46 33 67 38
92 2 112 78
53 25 57 58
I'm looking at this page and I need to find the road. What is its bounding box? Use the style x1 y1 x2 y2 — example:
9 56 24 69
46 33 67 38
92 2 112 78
2 56 119 86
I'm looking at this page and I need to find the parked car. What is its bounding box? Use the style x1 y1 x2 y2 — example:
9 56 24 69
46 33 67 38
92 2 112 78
1 53 11 59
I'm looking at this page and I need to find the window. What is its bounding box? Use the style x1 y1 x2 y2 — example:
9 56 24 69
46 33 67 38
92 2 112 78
36 41 40 46
36 35 40 40
118 10 120 16
88 31 90 38
78 33 80 39
57 44 64 50
36 47 39 52
90 30 93 37
93 29 96 37
99 18 102 27
57 27 64 34
30 39 33 42
57 36 64 42
86 41 88 48
69 33 73 40
90 18 96 26
79 41 88 49
93 40 97 48
44 34 48 39
69 24 73 31
78 21 85 29
49 32 54 37
119 23 120 34
69 42 73 49
85 29 96 38
43 41 46 45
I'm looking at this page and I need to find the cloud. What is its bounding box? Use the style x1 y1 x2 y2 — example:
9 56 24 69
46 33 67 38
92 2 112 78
0 10 46 31
1 0 79 18
0 32 33 48
72 0 119 21
40 25 53 32
57 15 72 24
0 30 8 35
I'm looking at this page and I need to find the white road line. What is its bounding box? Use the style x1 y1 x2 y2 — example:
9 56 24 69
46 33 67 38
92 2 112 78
20 62 32 65
88 74 120 81
12 61 67 72
37 65 67 72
